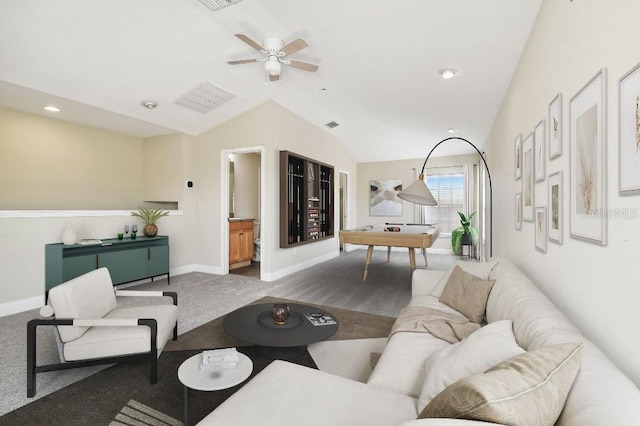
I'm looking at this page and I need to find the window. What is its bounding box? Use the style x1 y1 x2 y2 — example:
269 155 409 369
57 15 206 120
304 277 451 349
424 174 464 233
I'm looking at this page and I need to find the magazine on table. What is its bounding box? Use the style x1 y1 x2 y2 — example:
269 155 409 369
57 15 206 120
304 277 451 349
304 312 336 326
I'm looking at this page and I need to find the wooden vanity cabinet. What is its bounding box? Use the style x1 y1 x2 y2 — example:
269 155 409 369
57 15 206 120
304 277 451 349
229 220 254 269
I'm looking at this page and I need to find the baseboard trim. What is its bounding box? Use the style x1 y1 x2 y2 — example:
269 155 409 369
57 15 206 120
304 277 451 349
262 252 339 282
0 295 44 317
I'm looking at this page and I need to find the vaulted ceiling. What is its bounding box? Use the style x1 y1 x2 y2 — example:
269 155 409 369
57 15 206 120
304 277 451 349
0 0 541 162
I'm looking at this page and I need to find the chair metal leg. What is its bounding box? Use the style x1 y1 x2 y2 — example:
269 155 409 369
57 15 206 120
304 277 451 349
26 320 37 398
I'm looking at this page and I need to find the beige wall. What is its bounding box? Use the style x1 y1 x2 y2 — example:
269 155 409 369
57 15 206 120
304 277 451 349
193 101 358 278
0 108 145 209
357 154 480 227
484 0 640 385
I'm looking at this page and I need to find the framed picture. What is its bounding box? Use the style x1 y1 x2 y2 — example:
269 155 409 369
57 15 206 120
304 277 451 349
570 68 607 245
549 93 562 159
548 171 563 244
369 179 403 216
619 62 640 193
514 133 522 180
515 192 522 230
522 132 534 221
534 119 545 182
535 206 547 253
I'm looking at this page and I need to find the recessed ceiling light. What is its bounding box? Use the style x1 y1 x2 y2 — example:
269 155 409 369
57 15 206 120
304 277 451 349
447 128 458 134
439 69 459 79
140 100 159 109
43 105 61 112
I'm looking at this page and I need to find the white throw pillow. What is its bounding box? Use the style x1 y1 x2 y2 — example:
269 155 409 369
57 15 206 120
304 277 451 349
417 319 524 412
429 259 499 298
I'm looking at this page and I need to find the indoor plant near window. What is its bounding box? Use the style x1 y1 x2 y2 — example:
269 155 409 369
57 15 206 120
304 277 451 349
131 207 169 237
451 211 479 254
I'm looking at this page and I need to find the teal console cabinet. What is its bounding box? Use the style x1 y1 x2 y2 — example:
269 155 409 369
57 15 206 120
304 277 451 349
45 236 170 293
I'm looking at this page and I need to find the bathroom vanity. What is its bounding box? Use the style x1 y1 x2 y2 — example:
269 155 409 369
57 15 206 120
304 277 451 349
229 218 254 269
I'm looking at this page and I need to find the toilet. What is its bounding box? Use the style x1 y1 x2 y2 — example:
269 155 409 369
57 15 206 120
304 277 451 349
253 221 261 262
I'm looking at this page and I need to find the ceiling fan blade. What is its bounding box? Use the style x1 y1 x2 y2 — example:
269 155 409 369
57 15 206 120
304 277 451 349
287 60 319 73
227 58 260 65
280 38 308 56
234 34 265 52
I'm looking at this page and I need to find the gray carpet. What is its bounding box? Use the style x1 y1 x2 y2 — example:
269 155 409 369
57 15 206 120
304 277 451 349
0 249 457 417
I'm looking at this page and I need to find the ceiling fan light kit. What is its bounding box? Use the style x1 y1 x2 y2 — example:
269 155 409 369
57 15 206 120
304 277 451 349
228 33 319 83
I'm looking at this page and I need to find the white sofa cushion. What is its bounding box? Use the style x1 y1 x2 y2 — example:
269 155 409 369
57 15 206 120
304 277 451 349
198 361 418 426
63 304 177 361
48 267 117 343
417 320 525 412
368 331 449 398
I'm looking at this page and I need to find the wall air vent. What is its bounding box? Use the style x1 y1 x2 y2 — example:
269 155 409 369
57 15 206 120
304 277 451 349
325 121 340 129
197 0 242 12
174 82 235 114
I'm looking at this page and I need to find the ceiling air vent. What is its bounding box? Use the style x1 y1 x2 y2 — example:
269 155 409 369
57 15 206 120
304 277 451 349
325 121 340 129
174 82 235 114
197 0 242 12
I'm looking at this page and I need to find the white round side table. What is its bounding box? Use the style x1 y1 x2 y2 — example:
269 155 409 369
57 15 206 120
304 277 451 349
177 352 253 425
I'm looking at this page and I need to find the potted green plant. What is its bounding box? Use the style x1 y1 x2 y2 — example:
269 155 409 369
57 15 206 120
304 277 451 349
451 211 479 254
131 207 169 237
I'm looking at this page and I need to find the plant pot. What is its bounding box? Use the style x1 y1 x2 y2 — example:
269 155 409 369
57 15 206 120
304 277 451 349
143 224 158 237
460 233 473 246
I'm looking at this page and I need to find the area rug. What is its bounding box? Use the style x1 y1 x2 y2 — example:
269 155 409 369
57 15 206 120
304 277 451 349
0 296 395 426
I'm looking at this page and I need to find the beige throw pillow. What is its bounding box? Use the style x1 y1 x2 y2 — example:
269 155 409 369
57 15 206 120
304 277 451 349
419 342 584 425
417 320 525 412
429 259 499 298
439 265 495 323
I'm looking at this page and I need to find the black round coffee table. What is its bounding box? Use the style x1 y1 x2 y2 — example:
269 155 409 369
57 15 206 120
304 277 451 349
222 303 339 359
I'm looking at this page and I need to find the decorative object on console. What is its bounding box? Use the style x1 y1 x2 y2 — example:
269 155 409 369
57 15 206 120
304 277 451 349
271 303 290 325
570 68 607 245
619 61 640 193
131 207 169 237
61 224 77 245
397 137 493 256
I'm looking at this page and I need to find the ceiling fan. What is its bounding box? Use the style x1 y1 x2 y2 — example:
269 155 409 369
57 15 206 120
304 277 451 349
228 34 319 82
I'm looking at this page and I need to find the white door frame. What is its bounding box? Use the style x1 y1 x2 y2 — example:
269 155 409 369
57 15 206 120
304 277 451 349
220 146 266 277
338 169 351 252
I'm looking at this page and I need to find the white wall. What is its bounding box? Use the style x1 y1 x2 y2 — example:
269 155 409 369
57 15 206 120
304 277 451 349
484 0 640 385
357 154 480 226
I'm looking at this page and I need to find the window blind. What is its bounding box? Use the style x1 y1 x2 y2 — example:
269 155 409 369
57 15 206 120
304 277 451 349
424 174 464 233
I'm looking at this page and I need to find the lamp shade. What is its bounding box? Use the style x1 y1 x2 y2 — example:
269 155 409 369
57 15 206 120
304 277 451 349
397 175 438 206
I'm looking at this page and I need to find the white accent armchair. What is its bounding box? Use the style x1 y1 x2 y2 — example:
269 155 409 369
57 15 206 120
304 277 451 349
27 267 178 397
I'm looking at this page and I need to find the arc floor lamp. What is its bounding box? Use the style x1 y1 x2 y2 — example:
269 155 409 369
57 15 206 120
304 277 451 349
397 137 493 257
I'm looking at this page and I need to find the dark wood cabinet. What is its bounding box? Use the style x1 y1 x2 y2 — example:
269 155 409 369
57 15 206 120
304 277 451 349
280 151 334 248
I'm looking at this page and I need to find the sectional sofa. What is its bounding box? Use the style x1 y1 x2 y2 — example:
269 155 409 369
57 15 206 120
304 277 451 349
198 258 640 425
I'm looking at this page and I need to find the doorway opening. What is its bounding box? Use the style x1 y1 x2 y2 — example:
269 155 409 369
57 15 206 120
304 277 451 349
220 146 265 280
